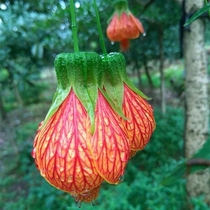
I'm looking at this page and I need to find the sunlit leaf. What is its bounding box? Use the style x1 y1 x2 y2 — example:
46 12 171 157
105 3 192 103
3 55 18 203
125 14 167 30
160 138 210 186
184 4 210 26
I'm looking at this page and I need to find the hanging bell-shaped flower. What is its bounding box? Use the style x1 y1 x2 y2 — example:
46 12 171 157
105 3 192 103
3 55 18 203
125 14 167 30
100 52 155 156
32 52 103 203
106 0 144 51
32 52 130 203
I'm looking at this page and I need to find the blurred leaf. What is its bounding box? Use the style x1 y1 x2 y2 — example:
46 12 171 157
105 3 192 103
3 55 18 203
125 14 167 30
31 43 44 59
0 69 9 83
184 4 210 26
160 138 210 186
193 138 210 159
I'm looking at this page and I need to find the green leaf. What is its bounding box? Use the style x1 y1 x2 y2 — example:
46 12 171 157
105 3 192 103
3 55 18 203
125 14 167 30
184 4 210 26
160 138 210 186
193 138 210 159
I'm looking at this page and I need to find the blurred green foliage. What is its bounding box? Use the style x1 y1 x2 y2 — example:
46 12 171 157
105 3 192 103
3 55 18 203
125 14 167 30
133 65 184 92
0 0 182 110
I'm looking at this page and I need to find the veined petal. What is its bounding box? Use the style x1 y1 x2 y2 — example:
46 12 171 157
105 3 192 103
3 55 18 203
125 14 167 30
122 84 155 150
32 121 44 168
88 91 130 184
119 12 140 39
129 13 144 35
33 90 103 195
107 14 123 41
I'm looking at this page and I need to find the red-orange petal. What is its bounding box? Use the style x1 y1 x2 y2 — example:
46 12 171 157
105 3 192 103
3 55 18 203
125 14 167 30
33 90 103 195
129 13 144 36
88 91 130 184
107 14 121 41
119 12 138 39
122 84 155 150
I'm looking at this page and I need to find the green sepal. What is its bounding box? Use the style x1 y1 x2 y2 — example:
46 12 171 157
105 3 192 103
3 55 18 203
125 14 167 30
41 52 101 132
42 88 71 128
115 54 151 100
54 53 71 90
100 53 126 119
99 87 127 120
123 78 151 100
41 53 73 127
100 52 151 119
72 52 101 133
107 0 129 23
114 0 128 13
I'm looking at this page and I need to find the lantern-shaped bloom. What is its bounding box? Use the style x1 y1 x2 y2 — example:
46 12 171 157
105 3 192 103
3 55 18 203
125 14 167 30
100 53 155 156
32 52 130 203
106 0 144 51
122 84 155 153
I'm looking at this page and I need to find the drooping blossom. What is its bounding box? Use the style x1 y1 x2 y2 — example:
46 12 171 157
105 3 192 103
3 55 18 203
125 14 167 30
32 51 155 204
33 90 103 203
32 52 130 203
106 0 144 51
100 53 155 156
122 84 156 153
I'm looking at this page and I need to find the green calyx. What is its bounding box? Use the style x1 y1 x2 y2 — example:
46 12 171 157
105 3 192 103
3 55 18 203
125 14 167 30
107 0 129 24
42 52 101 132
113 0 129 15
113 0 128 8
42 51 149 132
100 53 125 118
100 52 150 116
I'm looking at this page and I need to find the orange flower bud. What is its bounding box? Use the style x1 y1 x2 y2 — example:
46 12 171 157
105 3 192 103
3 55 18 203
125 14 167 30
100 52 155 153
106 1 144 51
107 12 144 41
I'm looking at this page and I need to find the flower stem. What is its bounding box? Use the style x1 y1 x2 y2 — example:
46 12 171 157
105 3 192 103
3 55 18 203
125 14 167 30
93 0 107 55
70 0 79 52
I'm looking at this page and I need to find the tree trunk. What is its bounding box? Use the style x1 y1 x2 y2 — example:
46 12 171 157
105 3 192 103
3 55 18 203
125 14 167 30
0 91 7 120
14 84 23 106
159 26 166 114
143 60 154 88
184 0 210 205
135 66 142 89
